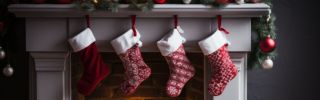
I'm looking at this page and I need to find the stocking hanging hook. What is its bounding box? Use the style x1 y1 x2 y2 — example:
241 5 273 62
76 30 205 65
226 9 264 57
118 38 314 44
217 15 230 34
131 15 137 37
174 15 178 28
85 15 91 28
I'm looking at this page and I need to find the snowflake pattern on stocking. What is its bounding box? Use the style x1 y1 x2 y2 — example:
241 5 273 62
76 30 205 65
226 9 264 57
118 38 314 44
119 44 151 95
165 45 195 97
207 45 238 96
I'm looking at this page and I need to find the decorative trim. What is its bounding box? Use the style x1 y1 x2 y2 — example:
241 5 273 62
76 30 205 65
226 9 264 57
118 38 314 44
111 29 142 55
68 28 96 52
198 30 229 55
157 29 186 56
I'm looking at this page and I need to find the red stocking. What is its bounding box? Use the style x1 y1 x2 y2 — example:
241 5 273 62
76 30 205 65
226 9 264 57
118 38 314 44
157 28 195 97
68 28 110 96
111 29 151 95
199 30 238 96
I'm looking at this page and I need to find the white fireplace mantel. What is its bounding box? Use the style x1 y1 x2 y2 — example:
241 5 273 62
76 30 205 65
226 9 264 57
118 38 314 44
9 3 269 100
9 4 269 17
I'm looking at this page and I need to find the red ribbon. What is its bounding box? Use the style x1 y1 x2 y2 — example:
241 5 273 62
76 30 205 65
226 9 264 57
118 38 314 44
131 15 137 37
174 15 178 28
217 15 230 34
85 15 91 28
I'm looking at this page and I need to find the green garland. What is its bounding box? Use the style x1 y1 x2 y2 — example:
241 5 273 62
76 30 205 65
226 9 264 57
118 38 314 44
249 0 277 69
201 0 228 8
76 0 154 12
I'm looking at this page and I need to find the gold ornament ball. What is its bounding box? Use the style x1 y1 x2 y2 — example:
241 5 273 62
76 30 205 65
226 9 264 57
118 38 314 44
3 64 14 77
262 58 273 69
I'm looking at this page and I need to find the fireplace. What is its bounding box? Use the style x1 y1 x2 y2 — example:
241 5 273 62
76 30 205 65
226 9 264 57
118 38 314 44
72 53 204 100
9 3 269 100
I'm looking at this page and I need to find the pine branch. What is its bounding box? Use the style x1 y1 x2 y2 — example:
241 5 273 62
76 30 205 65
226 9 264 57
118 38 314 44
249 0 277 69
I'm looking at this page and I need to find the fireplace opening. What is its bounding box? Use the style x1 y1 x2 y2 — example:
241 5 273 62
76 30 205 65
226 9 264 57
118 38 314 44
72 52 204 100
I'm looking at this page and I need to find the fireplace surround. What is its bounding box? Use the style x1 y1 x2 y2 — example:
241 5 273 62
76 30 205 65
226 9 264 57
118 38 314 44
9 3 269 100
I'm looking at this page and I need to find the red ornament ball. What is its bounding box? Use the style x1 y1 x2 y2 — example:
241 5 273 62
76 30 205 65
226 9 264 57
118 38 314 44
154 0 166 4
259 35 276 53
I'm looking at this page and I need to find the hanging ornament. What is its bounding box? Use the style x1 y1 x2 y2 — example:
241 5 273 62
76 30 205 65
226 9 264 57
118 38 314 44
0 46 5 60
153 0 166 4
3 64 14 77
259 35 276 53
0 22 4 32
183 0 192 4
262 57 273 69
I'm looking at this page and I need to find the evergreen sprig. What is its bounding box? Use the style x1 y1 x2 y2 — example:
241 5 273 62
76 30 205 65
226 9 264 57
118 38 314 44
201 0 227 8
249 0 277 69
76 0 153 12
129 0 154 11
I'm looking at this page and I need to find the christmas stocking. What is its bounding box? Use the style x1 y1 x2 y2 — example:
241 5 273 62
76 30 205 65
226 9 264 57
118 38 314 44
198 30 238 96
68 28 110 96
157 28 195 97
111 29 151 95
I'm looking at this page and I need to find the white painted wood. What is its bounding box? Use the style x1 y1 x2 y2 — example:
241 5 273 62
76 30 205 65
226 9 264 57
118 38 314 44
9 4 269 18
37 72 63 100
25 17 250 52
31 53 71 100
26 18 68 51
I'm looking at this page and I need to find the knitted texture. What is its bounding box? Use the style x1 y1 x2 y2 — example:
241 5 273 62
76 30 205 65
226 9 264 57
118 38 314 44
207 45 238 96
119 44 152 95
165 45 195 97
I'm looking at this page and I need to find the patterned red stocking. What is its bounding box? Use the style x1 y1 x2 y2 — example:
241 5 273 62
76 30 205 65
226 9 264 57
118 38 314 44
165 45 195 97
199 30 238 96
207 45 237 96
111 29 151 95
118 44 151 95
157 27 195 97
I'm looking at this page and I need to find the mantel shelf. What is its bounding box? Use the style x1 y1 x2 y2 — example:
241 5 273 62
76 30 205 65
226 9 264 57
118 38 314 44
9 3 270 18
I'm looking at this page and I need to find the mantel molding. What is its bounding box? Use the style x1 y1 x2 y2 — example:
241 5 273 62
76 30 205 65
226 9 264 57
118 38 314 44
9 3 270 18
